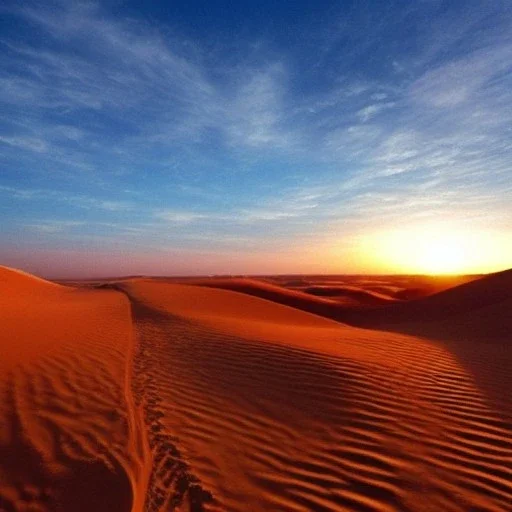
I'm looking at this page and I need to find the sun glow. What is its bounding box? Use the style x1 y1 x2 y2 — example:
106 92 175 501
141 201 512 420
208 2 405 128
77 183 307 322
365 223 512 275
413 232 467 274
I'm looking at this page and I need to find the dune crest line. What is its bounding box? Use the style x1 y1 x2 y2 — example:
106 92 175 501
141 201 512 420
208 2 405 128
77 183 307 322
126 297 216 511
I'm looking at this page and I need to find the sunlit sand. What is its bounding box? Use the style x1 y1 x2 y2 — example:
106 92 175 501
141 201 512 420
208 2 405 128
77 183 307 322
1 265 511 511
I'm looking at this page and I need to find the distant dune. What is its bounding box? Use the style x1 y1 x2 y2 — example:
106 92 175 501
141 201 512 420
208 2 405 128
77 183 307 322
1 266 511 511
172 277 362 321
300 284 398 304
267 273 481 299
186 271 510 327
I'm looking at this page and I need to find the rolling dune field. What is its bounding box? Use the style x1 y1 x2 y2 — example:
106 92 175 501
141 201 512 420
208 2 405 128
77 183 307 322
1 266 511 511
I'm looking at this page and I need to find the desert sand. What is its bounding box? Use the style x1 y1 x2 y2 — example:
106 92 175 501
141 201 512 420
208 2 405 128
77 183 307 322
0 265 511 511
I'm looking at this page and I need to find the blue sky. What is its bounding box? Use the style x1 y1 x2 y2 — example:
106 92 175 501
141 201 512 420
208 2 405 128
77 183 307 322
1 0 511 277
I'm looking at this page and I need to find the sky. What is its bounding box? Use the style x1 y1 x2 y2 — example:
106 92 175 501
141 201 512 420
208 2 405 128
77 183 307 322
1 0 511 277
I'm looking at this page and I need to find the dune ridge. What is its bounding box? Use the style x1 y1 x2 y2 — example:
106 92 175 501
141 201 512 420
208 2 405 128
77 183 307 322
0 264 64 294
1 266 511 511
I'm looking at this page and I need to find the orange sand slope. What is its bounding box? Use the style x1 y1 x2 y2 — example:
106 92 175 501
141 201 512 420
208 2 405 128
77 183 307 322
0 266 147 512
1 266 512 511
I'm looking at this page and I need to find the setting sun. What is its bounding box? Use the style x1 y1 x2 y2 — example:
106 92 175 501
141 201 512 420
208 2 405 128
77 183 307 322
413 233 467 274
367 224 512 275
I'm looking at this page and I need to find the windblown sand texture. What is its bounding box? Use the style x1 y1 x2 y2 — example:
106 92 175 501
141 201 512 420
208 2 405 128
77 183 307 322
1 265 511 511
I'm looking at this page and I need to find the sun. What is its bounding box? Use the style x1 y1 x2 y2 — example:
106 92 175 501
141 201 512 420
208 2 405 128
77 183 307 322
366 223 510 275
414 233 466 274
338 222 511 275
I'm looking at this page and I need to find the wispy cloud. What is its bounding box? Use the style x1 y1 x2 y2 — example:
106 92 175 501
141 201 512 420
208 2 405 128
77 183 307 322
0 186 133 212
409 43 512 108
0 135 48 153
155 211 210 224
1 2 295 158
26 220 86 234
224 63 295 149
356 102 395 122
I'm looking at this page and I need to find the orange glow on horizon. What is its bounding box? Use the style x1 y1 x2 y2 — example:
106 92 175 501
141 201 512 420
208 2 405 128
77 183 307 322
351 223 512 275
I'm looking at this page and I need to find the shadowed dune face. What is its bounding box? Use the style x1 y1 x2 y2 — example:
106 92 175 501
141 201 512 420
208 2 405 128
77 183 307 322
359 268 512 326
370 274 512 424
1 266 511 511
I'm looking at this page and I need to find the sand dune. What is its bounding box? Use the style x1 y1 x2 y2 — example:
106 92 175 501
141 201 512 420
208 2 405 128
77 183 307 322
176 277 397 305
173 277 358 321
184 278 398 305
1 266 511 511
120 278 512 511
300 285 398 305
0 266 147 512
